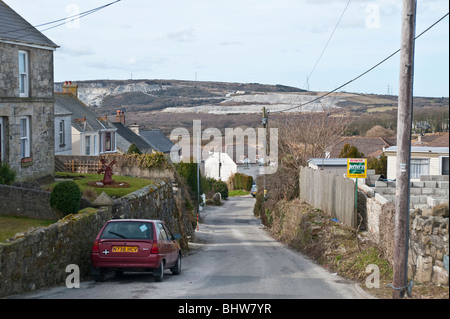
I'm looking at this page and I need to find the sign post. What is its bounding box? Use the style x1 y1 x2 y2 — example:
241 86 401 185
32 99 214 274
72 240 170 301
347 158 367 227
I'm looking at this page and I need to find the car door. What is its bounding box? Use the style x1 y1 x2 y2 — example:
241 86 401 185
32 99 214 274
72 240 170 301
162 223 178 267
157 222 174 266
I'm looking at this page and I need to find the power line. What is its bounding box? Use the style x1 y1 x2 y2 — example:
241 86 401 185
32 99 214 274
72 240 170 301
271 12 449 114
0 0 121 37
303 0 351 90
39 0 122 33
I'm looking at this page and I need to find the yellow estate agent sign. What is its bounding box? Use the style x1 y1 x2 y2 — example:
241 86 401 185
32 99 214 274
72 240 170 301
347 158 367 178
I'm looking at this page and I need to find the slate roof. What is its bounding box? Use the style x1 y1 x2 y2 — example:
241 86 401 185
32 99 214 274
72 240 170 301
111 122 154 153
140 129 179 154
54 93 116 132
0 1 58 49
328 136 396 158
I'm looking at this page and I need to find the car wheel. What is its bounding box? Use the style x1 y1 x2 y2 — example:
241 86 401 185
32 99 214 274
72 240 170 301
153 260 164 282
171 254 182 275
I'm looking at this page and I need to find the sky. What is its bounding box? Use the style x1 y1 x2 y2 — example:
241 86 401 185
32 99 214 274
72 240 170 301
4 0 449 97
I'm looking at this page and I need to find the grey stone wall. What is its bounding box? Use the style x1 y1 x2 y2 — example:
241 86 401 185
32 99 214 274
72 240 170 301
366 197 449 286
409 208 449 286
0 207 112 298
0 185 59 220
0 180 195 297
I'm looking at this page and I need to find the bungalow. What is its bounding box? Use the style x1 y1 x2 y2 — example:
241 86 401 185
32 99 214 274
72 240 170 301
385 146 449 180
0 1 58 183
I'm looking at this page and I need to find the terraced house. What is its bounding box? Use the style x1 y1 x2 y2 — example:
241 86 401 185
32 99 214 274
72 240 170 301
0 1 58 183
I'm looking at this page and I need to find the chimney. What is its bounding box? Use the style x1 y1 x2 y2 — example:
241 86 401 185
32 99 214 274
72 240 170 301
116 110 126 124
63 81 78 98
129 124 140 136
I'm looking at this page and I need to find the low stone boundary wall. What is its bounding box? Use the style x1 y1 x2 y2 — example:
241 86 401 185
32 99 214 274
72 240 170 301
0 179 193 297
409 209 449 286
0 185 58 220
0 207 111 298
366 196 449 286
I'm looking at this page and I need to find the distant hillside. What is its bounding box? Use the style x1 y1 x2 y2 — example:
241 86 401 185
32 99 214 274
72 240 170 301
54 79 449 136
55 79 305 111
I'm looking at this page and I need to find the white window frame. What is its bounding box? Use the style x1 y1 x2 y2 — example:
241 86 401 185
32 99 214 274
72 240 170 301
20 116 31 159
0 117 4 162
19 50 29 97
100 131 116 153
85 135 91 156
59 120 65 146
410 158 429 179
93 135 97 155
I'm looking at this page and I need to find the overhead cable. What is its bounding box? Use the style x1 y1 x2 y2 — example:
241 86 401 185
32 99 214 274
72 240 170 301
272 12 449 114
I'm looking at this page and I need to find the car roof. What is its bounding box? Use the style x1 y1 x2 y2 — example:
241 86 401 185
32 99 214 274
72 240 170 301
106 219 163 223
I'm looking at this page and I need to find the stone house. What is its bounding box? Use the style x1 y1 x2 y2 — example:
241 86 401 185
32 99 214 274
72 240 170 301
0 1 58 183
55 82 118 156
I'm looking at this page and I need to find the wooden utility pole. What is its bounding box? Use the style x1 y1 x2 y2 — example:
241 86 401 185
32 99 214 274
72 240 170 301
262 107 268 199
392 0 417 299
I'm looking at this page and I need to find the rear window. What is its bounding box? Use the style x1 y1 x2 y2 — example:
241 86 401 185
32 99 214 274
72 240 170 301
100 221 154 240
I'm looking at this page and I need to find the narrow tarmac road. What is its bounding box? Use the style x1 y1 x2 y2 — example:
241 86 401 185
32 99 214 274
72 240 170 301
10 196 372 299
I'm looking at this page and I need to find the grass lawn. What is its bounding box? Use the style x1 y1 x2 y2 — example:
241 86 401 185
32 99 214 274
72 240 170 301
229 190 250 197
51 172 155 198
0 216 55 242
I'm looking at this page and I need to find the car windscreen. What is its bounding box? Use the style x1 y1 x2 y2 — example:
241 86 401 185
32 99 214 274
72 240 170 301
100 221 153 240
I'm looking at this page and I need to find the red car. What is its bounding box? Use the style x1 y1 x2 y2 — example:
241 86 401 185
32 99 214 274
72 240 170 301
91 219 182 282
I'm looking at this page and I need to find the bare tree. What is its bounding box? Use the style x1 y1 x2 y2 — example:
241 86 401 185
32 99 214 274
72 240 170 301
275 108 351 171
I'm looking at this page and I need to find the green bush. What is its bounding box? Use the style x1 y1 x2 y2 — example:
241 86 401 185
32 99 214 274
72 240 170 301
211 180 228 199
0 162 16 185
175 161 199 199
127 143 142 155
229 173 253 191
49 181 82 217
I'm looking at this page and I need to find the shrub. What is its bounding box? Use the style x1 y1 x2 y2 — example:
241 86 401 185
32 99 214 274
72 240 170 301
49 181 82 217
0 162 16 185
175 161 199 199
228 173 253 191
127 143 142 155
137 152 170 169
211 180 228 199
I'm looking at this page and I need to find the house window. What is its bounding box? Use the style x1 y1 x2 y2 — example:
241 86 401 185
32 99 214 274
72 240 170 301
85 135 91 155
101 131 115 153
0 117 4 162
93 135 97 155
441 156 449 176
20 117 31 159
59 120 65 146
410 158 429 179
19 51 29 97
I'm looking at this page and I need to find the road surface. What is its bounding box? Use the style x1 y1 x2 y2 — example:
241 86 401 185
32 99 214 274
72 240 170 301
10 196 372 299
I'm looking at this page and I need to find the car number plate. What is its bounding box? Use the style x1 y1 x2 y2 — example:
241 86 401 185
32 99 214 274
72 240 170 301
112 246 138 253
